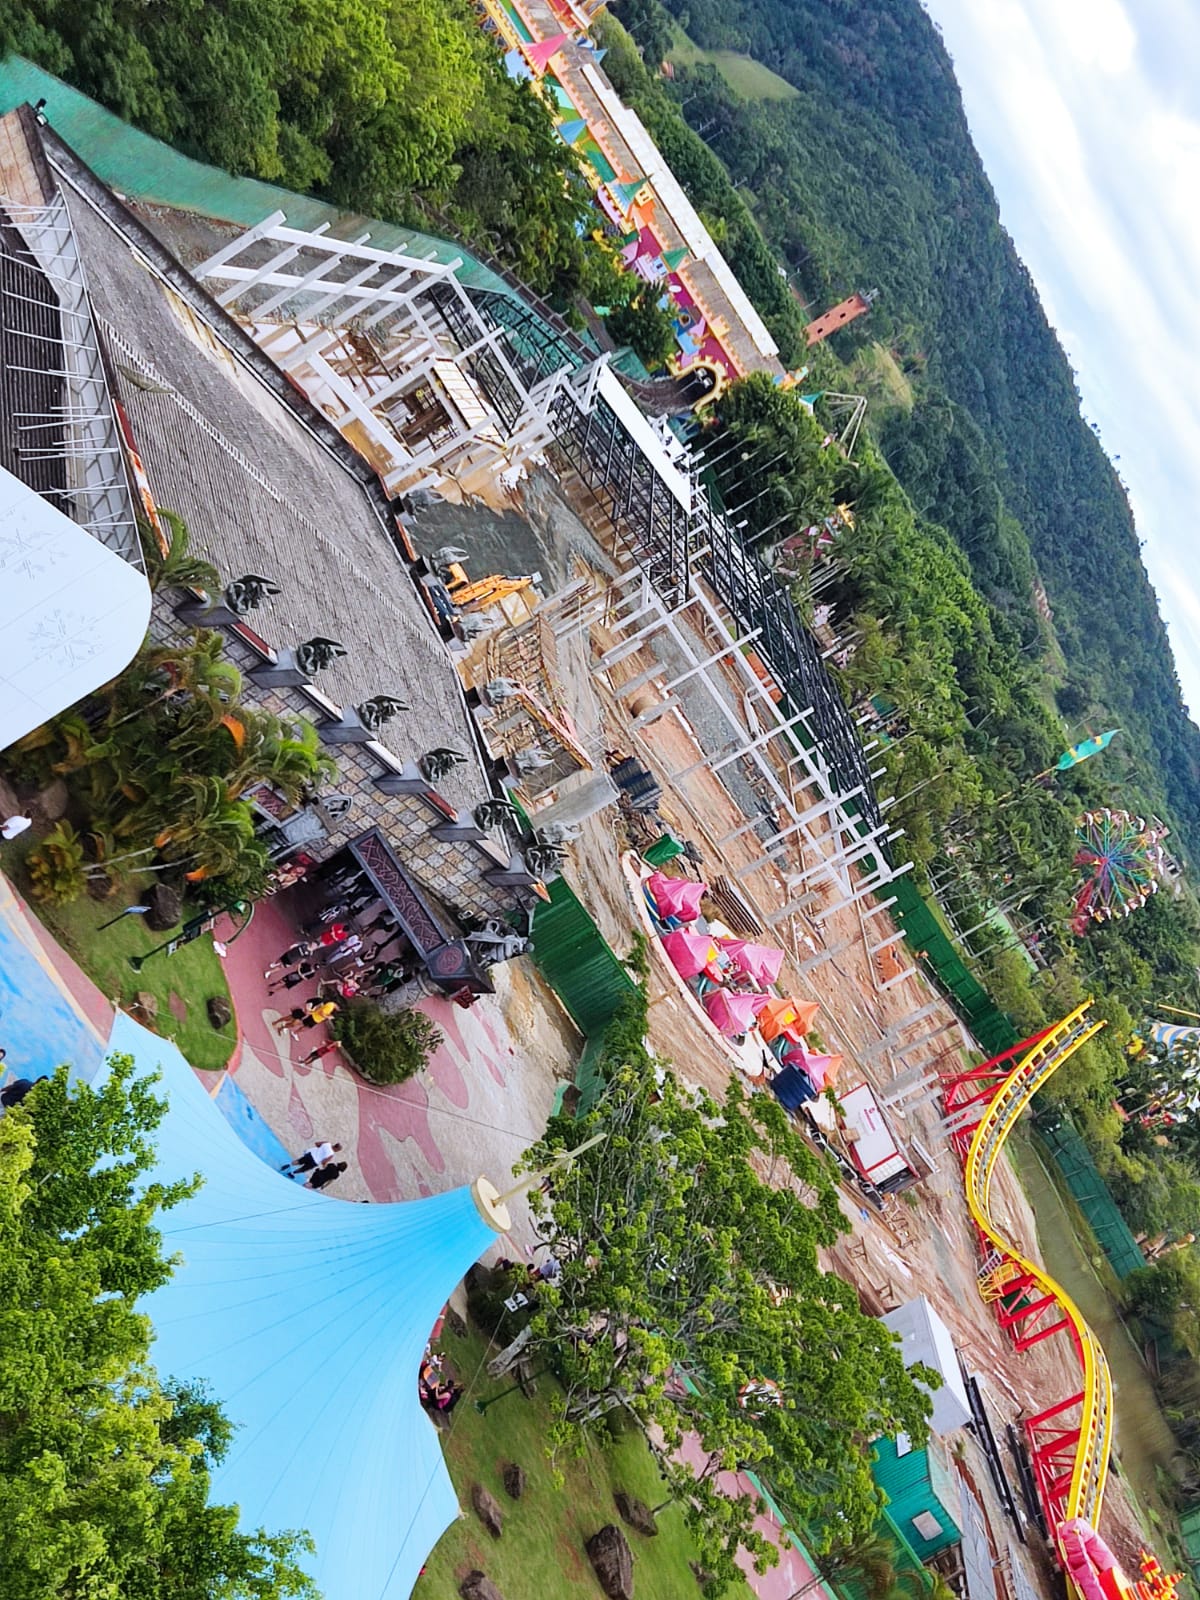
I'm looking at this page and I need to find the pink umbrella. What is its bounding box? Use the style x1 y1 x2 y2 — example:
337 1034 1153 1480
780 1046 842 1090
703 988 769 1036
662 929 720 978
646 871 707 922
717 938 784 987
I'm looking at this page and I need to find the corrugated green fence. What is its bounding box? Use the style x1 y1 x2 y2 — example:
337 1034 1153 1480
887 875 1019 1056
530 874 638 1040
1032 1114 1146 1279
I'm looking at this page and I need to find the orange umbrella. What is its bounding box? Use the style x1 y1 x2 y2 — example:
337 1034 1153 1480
758 996 819 1044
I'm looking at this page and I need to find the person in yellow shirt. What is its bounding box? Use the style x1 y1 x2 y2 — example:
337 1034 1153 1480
284 998 339 1039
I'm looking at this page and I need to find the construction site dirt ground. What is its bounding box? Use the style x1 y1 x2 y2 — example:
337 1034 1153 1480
418 476 1153 1588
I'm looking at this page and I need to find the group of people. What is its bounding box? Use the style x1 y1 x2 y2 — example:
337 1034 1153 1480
280 1138 348 1191
418 1351 463 1416
265 906 421 1037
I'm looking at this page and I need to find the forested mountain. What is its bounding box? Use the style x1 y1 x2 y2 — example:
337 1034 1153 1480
650 0 1200 857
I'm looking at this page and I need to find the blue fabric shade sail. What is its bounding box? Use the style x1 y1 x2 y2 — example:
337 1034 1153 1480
106 1013 501 1600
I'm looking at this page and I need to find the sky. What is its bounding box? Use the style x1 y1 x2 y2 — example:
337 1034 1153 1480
919 0 1200 719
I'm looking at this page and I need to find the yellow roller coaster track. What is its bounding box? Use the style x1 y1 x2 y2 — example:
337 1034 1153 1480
960 1002 1111 1532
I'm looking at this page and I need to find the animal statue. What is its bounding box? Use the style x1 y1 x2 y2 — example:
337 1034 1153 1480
523 843 565 881
456 612 499 640
295 637 348 677
465 922 531 962
432 545 470 569
514 745 553 775
533 822 579 847
483 678 521 703
356 695 408 734
473 798 522 833
224 574 281 615
421 748 469 782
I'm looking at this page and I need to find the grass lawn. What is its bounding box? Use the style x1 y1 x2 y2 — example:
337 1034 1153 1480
668 26 799 101
415 1324 757 1600
0 835 236 1073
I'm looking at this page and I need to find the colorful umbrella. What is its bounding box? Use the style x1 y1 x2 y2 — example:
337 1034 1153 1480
703 989 769 1037
717 938 784 987
758 997 819 1044
646 872 707 922
661 929 719 978
781 1047 843 1090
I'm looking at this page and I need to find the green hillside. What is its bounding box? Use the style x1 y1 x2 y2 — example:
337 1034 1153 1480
642 0 1200 859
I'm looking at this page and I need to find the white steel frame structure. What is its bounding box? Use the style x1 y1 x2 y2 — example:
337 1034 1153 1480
195 214 590 496
549 554 913 925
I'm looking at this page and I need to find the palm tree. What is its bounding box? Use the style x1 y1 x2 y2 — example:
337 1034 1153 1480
225 710 334 803
140 508 221 594
787 1528 901 1600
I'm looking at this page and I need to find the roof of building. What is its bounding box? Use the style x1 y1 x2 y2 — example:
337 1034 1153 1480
881 1296 973 1437
27 126 484 810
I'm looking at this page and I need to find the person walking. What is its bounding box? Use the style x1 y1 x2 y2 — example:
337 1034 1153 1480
287 999 338 1038
299 1039 341 1067
265 941 314 979
306 1160 348 1191
321 932 362 966
281 1139 342 1177
273 996 336 1036
267 958 320 995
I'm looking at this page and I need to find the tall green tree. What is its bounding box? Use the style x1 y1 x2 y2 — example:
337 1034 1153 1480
0 1060 315 1599
514 1003 932 1583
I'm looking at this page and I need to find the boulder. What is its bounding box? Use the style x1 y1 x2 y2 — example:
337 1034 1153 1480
446 1306 468 1339
207 996 233 1029
501 1462 526 1500
33 778 69 822
143 882 184 932
614 1491 657 1538
471 1484 504 1540
134 991 158 1022
459 1573 506 1600
560 1083 583 1119
585 1525 634 1600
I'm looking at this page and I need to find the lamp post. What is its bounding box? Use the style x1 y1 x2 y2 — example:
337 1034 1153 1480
129 899 250 972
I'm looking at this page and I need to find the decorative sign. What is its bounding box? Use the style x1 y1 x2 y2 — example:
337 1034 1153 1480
0 466 150 751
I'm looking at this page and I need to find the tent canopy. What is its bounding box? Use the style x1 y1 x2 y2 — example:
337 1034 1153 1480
661 928 719 978
646 870 706 922
703 988 768 1036
758 996 819 1043
107 1012 500 1600
717 937 783 987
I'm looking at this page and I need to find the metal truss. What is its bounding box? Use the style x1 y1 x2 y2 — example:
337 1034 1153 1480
0 192 142 567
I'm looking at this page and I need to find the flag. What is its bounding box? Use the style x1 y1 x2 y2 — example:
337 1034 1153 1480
1055 730 1119 771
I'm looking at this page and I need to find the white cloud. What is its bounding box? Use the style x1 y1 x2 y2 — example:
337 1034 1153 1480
922 0 1200 717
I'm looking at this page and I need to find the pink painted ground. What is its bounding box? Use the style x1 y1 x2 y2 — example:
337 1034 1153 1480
214 887 568 1239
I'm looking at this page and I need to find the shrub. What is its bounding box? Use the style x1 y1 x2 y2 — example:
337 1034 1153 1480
332 999 442 1085
26 822 86 905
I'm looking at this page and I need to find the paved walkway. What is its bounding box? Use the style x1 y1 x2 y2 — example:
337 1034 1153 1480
215 887 573 1244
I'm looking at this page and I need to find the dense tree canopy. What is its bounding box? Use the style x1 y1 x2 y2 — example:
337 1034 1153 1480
510 996 932 1585
0 0 601 302
0 1060 314 1599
